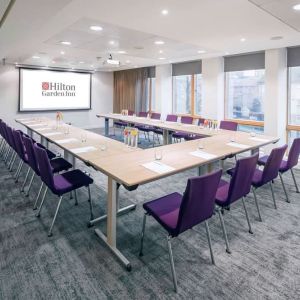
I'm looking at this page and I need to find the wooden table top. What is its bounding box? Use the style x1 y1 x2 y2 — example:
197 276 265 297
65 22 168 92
16 117 279 187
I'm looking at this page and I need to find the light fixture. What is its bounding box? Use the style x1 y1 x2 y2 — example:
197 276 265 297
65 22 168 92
225 52 230 55
161 9 168 15
134 65 138 68
240 38 246 42
159 50 163 53
79 61 84 64
293 4 300 10
32 56 40 59
60 51 65 55
52 60 56 63
109 40 115 45
159 57 166 60
90 64 94 67
105 54 120 66
118 50 126 54
154 40 165 45
90 25 103 31
125 60 131 63
197 50 206 54
60 41 71 45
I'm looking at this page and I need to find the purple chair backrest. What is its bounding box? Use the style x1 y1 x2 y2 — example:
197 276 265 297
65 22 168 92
198 118 205 125
34 143 55 189
138 112 148 118
166 114 178 122
151 113 161 120
180 116 193 124
262 144 288 184
128 110 134 116
220 120 238 131
287 138 300 169
6 126 17 150
176 169 222 235
23 135 39 174
12 130 26 160
226 154 259 205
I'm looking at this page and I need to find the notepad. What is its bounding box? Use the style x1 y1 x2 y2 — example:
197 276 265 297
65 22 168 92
22 121 37 124
34 127 49 131
70 146 97 154
227 142 249 149
55 138 78 144
189 150 217 160
142 161 175 174
249 137 270 142
44 132 62 137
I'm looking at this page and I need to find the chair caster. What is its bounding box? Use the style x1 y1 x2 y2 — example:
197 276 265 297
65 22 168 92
87 222 94 228
139 252 143 257
75 203 78 206
47 233 53 237
36 214 40 218
126 264 132 272
226 249 231 254
33 207 37 211
249 230 253 234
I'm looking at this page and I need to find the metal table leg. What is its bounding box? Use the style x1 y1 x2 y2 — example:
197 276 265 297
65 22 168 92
105 118 109 136
163 129 172 145
94 177 132 271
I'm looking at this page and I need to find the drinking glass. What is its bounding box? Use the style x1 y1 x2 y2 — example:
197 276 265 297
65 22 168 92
198 140 205 150
100 143 107 151
155 148 163 160
81 133 87 143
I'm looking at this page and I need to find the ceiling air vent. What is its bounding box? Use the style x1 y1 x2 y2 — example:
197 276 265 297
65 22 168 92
0 0 16 28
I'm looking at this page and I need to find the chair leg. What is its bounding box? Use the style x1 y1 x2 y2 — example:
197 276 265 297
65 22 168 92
167 235 178 293
269 182 277 209
33 182 44 210
252 187 262 222
279 173 290 203
242 197 253 234
20 166 31 192
8 153 16 171
25 173 35 197
204 220 215 265
291 169 299 193
139 213 147 256
14 160 22 179
15 161 24 183
87 186 94 220
74 190 78 206
36 187 48 217
217 210 231 254
48 196 63 237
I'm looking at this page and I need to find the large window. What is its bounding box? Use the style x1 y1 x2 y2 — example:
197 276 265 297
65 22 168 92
226 69 265 121
172 60 203 116
146 77 157 112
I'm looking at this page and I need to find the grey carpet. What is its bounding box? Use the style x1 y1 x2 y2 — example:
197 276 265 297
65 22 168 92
0 130 300 300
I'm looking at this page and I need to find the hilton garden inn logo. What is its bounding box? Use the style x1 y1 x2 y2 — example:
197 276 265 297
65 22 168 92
41 82 76 97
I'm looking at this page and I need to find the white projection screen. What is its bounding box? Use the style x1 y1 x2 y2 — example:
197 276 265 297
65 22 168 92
19 68 91 111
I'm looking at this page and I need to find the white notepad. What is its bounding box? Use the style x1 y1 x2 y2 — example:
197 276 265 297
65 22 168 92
22 121 37 124
55 138 79 144
227 142 249 149
249 137 270 142
70 146 97 154
142 161 175 174
189 150 217 160
34 127 49 131
44 132 62 137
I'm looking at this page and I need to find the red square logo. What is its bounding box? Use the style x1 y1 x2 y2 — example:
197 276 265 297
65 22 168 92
42 82 49 90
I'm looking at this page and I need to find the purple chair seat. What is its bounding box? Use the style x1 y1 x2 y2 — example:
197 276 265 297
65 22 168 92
258 155 289 173
215 179 230 205
50 157 72 173
184 134 207 141
172 132 190 139
114 121 127 127
52 170 93 196
143 192 182 235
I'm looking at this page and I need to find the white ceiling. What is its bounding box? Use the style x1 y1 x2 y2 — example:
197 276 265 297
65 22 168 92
0 0 300 71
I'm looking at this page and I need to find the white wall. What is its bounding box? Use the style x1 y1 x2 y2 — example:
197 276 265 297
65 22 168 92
0 65 113 129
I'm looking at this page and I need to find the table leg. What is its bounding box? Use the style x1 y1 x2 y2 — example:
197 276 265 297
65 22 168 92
94 177 131 270
41 136 48 148
105 118 109 136
64 150 76 168
163 129 172 145
251 147 259 155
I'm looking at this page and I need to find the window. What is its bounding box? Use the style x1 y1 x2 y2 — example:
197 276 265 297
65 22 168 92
146 77 157 112
238 124 264 134
172 60 203 116
225 69 265 121
288 66 300 126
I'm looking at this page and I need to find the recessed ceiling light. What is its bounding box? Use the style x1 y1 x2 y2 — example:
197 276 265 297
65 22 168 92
197 50 206 54
60 41 71 45
118 50 126 54
71 67 74 70
32 56 40 59
271 36 283 40
90 25 103 31
159 57 166 60
161 9 169 15
52 60 56 63
126 60 131 63
134 65 138 68
293 4 300 10
60 51 65 55
225 52 230 55
240 38 246 42
90 64 94 67
109 40 115 45
79 61 84 64
159 50 163 53
154 40 165 45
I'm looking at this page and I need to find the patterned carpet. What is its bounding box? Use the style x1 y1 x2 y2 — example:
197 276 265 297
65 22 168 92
0 130 299 300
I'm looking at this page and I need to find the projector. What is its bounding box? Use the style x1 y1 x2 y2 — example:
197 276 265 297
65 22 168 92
105 54 120 66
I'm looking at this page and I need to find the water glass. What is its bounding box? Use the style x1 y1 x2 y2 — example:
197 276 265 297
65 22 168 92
100 144 107 151
81 133 87 143
198 141 205 150
155 148 163 160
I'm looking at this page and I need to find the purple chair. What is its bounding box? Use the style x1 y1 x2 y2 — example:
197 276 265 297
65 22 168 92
34 143 94 236
215 154 259 253
184 118 207 141
220 120 238 131
139 169 222 292
22 135 72 206
228 144 287 221
152 114 178 145
258 138 300 203
135 112 161 141
172 116 194 142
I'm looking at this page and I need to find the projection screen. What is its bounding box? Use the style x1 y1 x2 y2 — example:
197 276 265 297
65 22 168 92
19 68 91 111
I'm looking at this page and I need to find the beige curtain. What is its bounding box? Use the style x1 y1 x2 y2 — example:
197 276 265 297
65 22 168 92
113 67 149 113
